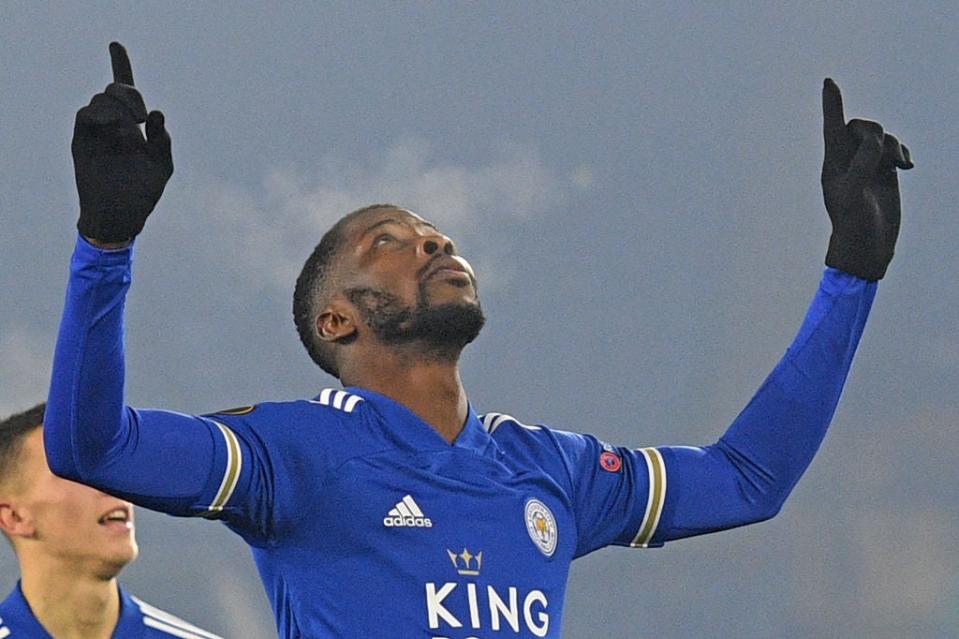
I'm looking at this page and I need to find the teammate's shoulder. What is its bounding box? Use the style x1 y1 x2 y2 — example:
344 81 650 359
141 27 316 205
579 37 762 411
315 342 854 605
204 389 367 422
125 593 223 639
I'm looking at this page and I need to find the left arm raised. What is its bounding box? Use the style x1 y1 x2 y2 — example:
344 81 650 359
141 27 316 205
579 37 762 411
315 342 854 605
560 79 912 555
644 77 914 543
650 267 874 542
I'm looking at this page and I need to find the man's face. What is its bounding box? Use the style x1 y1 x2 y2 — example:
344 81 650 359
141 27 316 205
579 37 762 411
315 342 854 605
335 207 485 349
11 430 137 576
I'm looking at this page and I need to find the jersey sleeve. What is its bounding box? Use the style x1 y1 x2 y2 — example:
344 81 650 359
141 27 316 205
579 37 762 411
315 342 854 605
546 267 876 557
526 427 662 558
44 236 274 542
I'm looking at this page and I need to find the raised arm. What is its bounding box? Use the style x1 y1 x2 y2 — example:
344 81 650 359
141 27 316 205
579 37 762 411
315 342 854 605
45 44 265 536
653 266 873 540
560 266 876 556
649 78 914 540
553 80 913 556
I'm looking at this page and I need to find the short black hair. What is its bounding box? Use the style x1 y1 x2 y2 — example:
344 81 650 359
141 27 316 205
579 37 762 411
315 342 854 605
293 203 402 377
0 403 44 490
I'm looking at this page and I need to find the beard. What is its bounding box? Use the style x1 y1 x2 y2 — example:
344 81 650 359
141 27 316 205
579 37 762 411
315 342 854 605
345 283 485 358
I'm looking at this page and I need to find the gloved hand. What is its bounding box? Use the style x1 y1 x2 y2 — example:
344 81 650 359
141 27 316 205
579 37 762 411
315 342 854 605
73 42 173 244
821 78 913 280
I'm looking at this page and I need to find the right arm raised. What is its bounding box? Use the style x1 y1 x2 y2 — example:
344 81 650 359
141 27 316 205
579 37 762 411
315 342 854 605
45 44 267 539
45 237 258 523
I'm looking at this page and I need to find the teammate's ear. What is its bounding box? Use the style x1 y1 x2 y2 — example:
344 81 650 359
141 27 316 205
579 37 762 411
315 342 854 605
0 502 35 539
316 299 356 343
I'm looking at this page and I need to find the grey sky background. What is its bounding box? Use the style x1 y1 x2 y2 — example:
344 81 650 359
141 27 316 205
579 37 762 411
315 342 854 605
1 2 956 637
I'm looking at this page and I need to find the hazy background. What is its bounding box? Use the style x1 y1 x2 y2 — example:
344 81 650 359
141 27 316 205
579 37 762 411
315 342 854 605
2 3 956 637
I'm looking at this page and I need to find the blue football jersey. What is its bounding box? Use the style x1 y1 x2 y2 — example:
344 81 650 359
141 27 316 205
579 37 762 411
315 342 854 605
0 582 221 639
46 236 876 637
194 388 662 637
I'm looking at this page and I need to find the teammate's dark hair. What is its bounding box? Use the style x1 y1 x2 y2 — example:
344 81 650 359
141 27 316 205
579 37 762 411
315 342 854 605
0 403 44 491
293 204 401 377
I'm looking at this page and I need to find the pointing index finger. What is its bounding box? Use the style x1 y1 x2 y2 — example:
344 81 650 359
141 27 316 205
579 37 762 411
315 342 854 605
822 77 845 138
109 41 135 86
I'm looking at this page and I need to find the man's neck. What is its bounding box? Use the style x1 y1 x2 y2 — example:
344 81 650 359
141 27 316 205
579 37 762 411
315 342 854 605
341 346 469 443
18 553 120 639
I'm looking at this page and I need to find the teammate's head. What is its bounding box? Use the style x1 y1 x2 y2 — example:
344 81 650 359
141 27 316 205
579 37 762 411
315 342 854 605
0 404 137 579
293 204 484 378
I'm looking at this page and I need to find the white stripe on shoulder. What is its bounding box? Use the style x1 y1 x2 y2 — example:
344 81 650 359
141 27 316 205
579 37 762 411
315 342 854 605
133 596 223 639
319 388 333 405
480 412 540 434
207 421 242 514
344 394 363 412
309 388 364 413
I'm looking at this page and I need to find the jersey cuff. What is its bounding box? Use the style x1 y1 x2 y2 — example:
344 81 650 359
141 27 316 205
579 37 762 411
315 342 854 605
75 232 135 263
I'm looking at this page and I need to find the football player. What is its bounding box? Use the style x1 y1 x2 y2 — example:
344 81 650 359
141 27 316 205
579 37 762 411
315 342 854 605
44 43 912 637
0 404 222 638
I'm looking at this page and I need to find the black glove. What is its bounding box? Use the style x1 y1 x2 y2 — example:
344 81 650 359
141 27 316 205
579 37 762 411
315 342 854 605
73 42 173 243
821 78 913 280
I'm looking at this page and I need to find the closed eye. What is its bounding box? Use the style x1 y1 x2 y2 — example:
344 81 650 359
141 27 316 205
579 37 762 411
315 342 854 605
373 233 395 247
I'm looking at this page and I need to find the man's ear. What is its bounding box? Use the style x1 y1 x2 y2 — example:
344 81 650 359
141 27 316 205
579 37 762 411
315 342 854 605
316 297 357 343
0 501 35 539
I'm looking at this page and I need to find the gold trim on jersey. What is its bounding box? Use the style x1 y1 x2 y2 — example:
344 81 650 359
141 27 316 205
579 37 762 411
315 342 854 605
214 405 256 416
207 421 242 514
631 447 666 547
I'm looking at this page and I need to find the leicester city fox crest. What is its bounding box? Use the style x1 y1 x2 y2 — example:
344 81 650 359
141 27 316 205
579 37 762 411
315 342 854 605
524 498 557 557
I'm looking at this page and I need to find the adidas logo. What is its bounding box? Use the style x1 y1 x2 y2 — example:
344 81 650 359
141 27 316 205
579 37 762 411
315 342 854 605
383 494 433 528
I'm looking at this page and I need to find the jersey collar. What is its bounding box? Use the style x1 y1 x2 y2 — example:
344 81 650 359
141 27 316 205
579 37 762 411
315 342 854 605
117 587 148 634
344 386 496 456
0 582 52 637
0 581 138 638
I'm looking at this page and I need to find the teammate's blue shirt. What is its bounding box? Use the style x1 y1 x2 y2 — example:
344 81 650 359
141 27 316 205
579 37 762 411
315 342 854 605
0 582 221 639
45 236 876 637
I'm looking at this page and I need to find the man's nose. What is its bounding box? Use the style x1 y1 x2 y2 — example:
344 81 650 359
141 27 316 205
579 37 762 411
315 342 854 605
419 236 454 256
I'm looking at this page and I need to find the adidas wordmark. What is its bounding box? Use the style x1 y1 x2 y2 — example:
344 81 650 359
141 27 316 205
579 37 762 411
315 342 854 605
383 495 433 528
